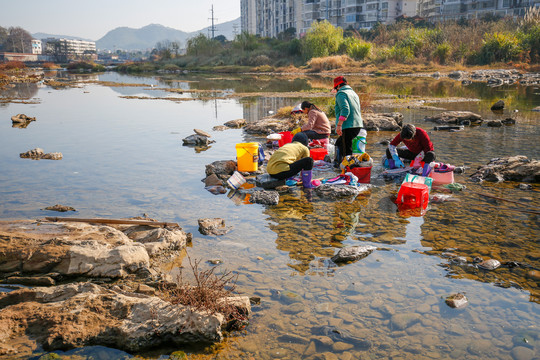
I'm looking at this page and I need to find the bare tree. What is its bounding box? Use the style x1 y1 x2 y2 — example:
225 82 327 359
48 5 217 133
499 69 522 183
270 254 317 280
0 26 8 50
5 27 33 53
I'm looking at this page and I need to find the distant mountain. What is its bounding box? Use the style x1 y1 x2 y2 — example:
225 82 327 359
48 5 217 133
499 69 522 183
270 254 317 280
96 24 189 51
96 18 240 51
32 32 93 42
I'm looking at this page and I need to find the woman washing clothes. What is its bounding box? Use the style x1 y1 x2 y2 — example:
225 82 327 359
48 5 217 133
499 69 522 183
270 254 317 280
299 101 331 141
267 133 315 188
386 124 436 176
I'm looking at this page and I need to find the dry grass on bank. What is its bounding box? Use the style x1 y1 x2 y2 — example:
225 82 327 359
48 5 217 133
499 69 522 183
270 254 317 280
307 55 353 72
160 253 247 329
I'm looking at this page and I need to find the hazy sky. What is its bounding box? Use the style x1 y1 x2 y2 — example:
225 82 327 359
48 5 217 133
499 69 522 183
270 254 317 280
0 0 240 40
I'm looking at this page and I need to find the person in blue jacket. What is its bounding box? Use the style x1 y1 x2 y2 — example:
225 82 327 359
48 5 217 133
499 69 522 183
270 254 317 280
333 76 363 167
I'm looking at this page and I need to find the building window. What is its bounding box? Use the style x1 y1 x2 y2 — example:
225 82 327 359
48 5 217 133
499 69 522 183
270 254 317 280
382 2 388 8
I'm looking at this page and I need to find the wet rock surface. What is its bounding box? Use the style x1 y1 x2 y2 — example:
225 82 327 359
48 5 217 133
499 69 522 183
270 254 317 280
314 184 370 200
424 111 483 125
0 282 228 353
445 293 468 308
250 190 280 205
224 119 246 128
198 218 233 236
331 245 377 263
11 113 36 123
0 220 248 355
470 156 540 183
244 116 297 134
205 160 237 181
363 112 403 131
41 204 77 212
182 134 214 146
20 148 63 160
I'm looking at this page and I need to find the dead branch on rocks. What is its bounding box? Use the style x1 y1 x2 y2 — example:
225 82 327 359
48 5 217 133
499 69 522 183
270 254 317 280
161 252 247 329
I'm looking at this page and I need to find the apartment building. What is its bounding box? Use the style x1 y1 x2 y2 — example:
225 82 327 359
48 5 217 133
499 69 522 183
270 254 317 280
243 0 420 37
42 38 97 62
420 0 540 20
31 40 42 55
243 0 539 37
241 0 258 34
248 0 303 38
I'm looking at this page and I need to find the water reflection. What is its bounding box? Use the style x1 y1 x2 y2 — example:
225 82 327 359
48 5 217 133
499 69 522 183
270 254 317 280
0 82 39 107
0 72 539 359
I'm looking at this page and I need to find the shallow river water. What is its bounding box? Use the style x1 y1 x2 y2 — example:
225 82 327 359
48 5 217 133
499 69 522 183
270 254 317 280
0 71 539 360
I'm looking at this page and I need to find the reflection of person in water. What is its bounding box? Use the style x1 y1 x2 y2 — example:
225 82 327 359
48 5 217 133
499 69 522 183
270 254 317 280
266 195 371 274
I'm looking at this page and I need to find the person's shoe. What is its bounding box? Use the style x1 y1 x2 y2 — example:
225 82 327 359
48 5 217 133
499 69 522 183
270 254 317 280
301 170 315 188
421 163 432 177
438 164 455 173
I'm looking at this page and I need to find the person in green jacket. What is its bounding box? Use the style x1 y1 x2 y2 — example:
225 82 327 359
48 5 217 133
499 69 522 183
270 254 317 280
333 76 364 167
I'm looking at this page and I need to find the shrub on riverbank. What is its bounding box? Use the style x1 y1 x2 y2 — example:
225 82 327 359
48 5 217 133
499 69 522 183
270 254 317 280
119 12 540 74
65 61 105 72
0 61 26 71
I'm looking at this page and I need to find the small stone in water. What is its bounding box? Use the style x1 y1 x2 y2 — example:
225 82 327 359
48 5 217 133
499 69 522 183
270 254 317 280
207 259 222 265
445 293 468 308
477 259 501 270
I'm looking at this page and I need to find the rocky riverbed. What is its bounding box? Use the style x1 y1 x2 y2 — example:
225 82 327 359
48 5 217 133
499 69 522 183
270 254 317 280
0 219 250 358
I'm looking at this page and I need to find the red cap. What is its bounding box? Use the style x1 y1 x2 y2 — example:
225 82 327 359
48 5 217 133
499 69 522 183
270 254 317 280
333 76 346 89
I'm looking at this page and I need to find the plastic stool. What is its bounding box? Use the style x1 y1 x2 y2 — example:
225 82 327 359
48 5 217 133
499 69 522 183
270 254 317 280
396 182 429 209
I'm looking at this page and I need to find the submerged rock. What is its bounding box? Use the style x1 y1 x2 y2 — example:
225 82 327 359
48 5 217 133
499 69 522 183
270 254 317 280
491 100 505 111
250 190 279 205
331 245 376 263
315 184 370 200
477 259 501 270
312 325 372 350
486 120 503 127
198 218 233 236
445 293 468 308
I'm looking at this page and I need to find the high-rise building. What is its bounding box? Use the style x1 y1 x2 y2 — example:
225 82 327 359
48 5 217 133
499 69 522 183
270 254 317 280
420 0 540 20
244 0 421 37
241 0 257 34
241 0 539 38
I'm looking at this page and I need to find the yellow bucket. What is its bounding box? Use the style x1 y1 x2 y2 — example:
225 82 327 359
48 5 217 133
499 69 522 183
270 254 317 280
235 142 259 172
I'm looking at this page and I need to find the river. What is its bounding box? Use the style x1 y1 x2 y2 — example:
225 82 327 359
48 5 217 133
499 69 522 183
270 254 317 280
0 71 539 359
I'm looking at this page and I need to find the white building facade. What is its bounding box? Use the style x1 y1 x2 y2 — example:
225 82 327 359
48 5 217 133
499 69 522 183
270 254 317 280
242 0 539 38
42 38 97 61
243 0 420 37
31 40 42 55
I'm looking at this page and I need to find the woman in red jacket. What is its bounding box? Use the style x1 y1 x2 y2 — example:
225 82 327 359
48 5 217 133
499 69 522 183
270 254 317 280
386 124 436 176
